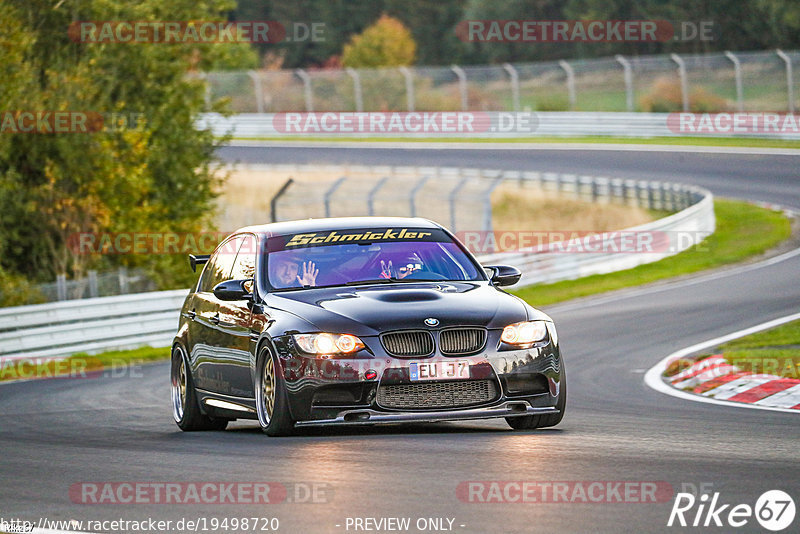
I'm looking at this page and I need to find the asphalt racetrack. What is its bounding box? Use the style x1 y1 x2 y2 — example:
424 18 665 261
1 144 798 533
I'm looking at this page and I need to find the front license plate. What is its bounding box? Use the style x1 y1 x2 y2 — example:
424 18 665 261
409 360 470 381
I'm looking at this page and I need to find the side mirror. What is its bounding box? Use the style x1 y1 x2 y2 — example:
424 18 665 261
485 265 522 287
213 279 253 301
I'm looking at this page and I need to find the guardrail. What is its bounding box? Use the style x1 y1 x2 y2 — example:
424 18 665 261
0 168 713 362
199 112 800 139
0 290 187 362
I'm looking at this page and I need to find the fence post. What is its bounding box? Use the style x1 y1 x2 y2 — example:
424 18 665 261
558 60 576 110
295 69 314 112
367 176 389 216
345 68 364 112
670 53 690 112
724 51 744 112
448 176 470 232
88 270 98 298
503 63 520 111
451 65 469 111
324 177 347 218
482 176 504 245
409 175 431 217
615 55 634 112
248 70 264 113
398 66 415 112
200 73 212 111
270 178 294 222
776 50 795 114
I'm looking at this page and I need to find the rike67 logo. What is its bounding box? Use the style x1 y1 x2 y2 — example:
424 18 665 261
668 490 795 531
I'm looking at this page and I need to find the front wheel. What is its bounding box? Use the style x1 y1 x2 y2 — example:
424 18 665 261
171 344 228 431
255 344 295 437
506 366 566 430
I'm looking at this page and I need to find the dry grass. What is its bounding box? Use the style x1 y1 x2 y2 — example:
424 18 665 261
217 166 657 233
491 184 655 233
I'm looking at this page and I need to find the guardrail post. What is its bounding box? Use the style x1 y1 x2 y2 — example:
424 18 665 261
724 51 744 112
399 66 415 112
451 65 469 111
559 60 576 110
88 270 98 298
56 274 67 301
118 267 128 295
248 70 264 113
670 53 690 112
615 55 634 112
270 178 294 223
346 68 364 112
295 69 314 112
324 177 347 218
409 175 431 217
503 63 520 111
367 176 389 216
448 177 470 232
776 50 796 113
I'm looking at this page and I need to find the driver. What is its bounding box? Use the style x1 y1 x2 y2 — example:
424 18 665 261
271 256 319 288
379 252 424 280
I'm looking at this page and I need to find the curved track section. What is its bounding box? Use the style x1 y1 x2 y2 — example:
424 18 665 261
1 145 798 533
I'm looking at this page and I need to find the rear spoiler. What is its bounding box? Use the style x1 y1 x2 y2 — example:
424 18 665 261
189 254 210 273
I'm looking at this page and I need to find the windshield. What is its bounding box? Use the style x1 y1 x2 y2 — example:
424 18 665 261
265 227 483 290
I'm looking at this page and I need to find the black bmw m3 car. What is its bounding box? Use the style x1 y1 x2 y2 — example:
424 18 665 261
171 217 566 436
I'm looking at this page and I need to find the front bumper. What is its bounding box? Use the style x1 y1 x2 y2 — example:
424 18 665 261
295 400 560 427
273 326 564 425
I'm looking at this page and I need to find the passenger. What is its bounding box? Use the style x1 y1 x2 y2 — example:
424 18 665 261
379 252 424 280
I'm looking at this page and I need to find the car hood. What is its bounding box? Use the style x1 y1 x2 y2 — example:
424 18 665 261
265 282 538 336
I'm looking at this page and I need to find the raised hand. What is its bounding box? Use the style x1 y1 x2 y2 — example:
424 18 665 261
296 261 319 286
379 260 393 279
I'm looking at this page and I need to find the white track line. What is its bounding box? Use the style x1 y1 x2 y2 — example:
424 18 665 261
227 139 800 156
643 312 800 413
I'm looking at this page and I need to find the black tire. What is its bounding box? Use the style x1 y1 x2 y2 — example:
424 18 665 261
506 365 566 430
255 344 296 437
171 344 228 431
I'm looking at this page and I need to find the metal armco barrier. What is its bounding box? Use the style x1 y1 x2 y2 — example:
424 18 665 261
198 112 800 140
0 169 714 361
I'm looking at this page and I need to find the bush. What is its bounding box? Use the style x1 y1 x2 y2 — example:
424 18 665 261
342 15 416 68
639 77 730 112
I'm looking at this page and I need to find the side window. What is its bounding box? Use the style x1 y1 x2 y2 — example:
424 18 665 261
199 236 242 292
231 234 257 280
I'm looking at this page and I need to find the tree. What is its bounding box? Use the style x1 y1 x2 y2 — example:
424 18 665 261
342 14 416 68
0 0 256 289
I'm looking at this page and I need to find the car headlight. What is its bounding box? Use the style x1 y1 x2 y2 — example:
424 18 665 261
501 321 548 346
293 333 365 355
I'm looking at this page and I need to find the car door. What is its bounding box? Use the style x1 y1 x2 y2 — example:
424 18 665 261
190 235 241 395
213 233 260 399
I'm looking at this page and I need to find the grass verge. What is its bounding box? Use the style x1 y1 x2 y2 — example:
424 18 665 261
233 136 800 150
513 199 791 307
0 346 169 382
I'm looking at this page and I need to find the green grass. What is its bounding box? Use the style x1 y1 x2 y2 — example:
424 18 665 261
0 346 169 382
512 199 791 307
233 135 800 149
694 319 800 379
